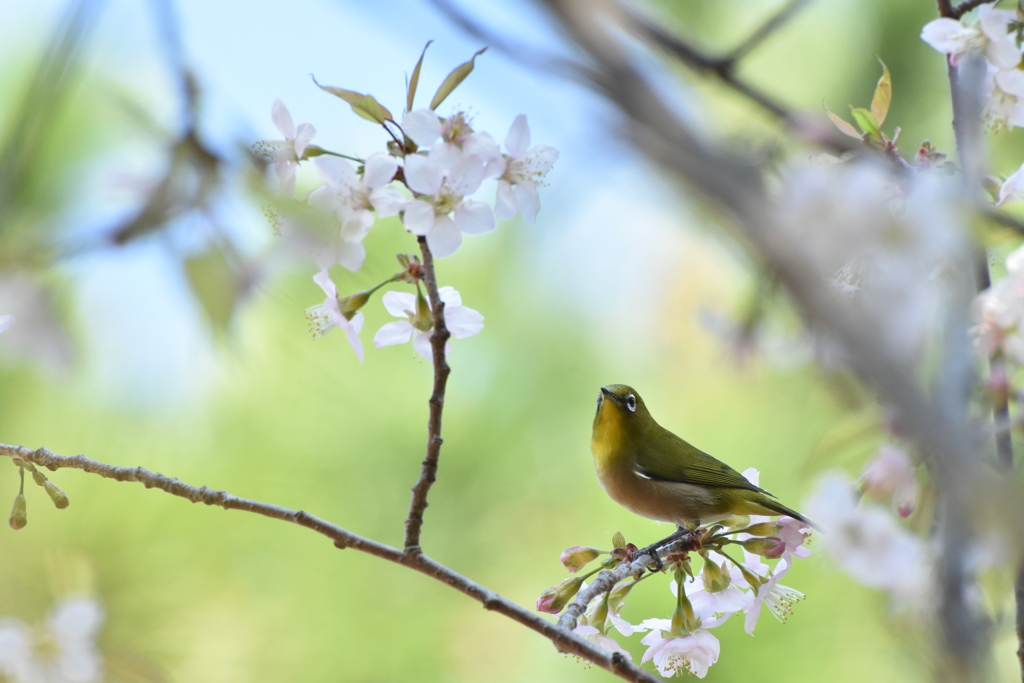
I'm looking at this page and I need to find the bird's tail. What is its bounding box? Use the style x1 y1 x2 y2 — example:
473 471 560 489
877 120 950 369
756 497 820 532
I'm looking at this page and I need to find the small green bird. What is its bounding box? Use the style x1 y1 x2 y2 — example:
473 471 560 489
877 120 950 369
591 384 814 529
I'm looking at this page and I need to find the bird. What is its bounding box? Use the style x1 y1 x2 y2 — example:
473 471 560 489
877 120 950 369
591 384 815 530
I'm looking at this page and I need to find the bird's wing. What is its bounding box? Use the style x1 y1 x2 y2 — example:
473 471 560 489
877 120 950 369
634 431 772 495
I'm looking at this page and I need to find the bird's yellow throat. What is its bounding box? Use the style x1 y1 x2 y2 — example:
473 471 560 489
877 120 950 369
591 398 629 472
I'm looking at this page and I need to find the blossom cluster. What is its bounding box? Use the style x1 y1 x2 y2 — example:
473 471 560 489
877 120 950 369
537 470 812 678
256 48 558 362
922 4 1024 131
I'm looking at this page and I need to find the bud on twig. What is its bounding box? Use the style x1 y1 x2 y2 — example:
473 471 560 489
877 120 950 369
9 493 26 530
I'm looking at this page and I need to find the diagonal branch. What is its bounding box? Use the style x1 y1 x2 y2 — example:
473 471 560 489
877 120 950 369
722 0 813 65
0 443 661 683
404 237 452 552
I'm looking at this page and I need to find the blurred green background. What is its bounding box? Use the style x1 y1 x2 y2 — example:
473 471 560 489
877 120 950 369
2 0 1023 681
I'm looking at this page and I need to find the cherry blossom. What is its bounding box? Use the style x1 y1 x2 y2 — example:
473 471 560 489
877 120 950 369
256 99 316 196
972 243 1024 363
742 555 805 634
495 115 559 223
0 597 105 683
639 623 720 678
921 5 1022 69
0 315 12 334
308 154 404 241
401 109 502 176
677 573 750 619
305 270 365 361
402 154 496 258
984 67 1024 131
859 443 918 518
373 286 483 360
998 161 1024 206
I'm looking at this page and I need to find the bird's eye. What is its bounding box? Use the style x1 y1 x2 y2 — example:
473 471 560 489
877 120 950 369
626 394 636 412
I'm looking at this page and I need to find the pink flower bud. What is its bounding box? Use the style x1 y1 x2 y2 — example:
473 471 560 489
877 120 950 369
535 577 584 614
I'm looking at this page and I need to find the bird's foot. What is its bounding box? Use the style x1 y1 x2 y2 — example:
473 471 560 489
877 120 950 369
636 527 699 572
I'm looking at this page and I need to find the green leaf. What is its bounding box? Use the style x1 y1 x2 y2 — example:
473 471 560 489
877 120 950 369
824 106 862 139
407 40 433 113
611 531 626 550
314 79 394 123
185 248 240 334
430 47 487 111
870 60 892 128
850 107 881 140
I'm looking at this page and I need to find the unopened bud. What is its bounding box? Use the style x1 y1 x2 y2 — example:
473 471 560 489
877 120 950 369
30 469 46 487
338 290 371 320
608 581 635 612
742 537 784 558
9 493 26 530
560 546 601 573
535 577 584 614
43 481 69 509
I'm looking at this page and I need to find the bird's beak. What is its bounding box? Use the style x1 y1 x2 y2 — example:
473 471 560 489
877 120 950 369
600 386 617 404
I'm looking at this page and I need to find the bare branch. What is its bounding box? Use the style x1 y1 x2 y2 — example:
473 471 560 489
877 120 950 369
404 237 452 553
558 553 654 631
0 443 662 683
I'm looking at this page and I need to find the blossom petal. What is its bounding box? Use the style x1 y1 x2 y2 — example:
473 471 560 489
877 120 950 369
0 315 13 334
463 132 502 167
445 305 484 339
524 145 559 176
293 123 316 157
344 312 365 362
404 155 444 196
448 154 485 196
513 182 541 223
370 186 406 217
413 330 434 360
403 200 436 236
340 208 375 243
426 215 463 258
307 185 339 214
454 200 496 235
272 99 296 139
315 156 357 187
363 153 398 189
403 109 444 147
437 286 462 307
313 269 338 298
336 239 366 272
920 18 980 56
275 161 297 197
374 320 414 347
495 180 517 220
505 114 530 157
382 291 417 318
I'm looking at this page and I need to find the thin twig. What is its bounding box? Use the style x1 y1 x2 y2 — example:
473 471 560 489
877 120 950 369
0 443 661 683
404 237 452 553
724 0 813 65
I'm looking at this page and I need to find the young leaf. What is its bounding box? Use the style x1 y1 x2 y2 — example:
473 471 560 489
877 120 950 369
824 106 862 139
430 47 487 111
407 40 433 113
314 79 394 123
870 60 892 127
850 107 881 139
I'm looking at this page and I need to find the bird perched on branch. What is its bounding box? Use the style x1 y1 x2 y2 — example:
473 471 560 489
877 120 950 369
591 384 815 529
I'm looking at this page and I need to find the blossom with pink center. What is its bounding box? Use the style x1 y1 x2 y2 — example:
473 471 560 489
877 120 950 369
304 270 365 361
639 624 720 678
401 109 502 176
402 154 496 258
373 286 483 360
256 99 316 196
495 114 559 223
573 624 632 660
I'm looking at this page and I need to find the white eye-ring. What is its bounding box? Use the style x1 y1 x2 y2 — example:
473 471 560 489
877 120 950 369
626 394 636 412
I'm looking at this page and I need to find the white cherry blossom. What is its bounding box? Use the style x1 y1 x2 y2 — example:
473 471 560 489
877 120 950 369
639 623 720 678
972 243 1024 363
0 315 12 334
257 99 316 196
401 109 502 176
921 5 1022 69
305 270 365 361
402 154 496 258
742 555 805 634
984 67 1024 131
572 624 632 660
998 161 1024 205
373 286 483 360
495 114 559 223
